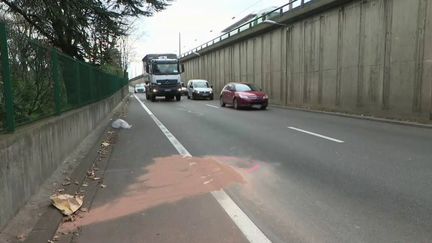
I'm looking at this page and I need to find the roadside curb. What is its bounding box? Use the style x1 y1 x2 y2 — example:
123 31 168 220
269 104 432 129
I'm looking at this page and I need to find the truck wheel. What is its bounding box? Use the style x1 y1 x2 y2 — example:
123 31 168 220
176 95 181 101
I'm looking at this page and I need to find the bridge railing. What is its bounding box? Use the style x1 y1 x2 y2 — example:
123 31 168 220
181 0 313 58
0 21 128 133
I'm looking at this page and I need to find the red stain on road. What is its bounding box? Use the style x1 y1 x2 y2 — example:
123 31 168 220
245 164 261 174
60 155 244 232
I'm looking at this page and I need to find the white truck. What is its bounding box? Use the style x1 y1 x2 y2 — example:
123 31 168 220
142 54 184 102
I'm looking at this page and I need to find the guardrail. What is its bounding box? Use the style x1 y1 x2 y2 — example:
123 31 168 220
181 0 312 58
0 21 128 133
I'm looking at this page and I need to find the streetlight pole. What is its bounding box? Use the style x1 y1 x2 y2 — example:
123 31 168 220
178 32 181 57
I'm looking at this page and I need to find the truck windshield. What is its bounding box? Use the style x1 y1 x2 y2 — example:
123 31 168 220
152 63 179 75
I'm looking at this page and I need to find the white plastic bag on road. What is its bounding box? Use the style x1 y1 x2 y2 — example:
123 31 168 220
111 119 132 129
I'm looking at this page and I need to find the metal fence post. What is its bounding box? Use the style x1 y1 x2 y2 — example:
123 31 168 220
0 22 15 132
51 48 61 115
75 62 81 105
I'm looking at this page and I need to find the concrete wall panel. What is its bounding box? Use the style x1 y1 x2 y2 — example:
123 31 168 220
291 23 304 104
360 0 383 109
320 10 339 107
340 2 360 109
246 39 255 85
423 0 432 118
254 36 263 90
263 34 272 97
388 0 419 114
270 29 282 104
305 17 320 105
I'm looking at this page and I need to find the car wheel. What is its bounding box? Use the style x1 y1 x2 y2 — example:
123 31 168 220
261 105 267 110
151 95 156 102
187 95 190 99
210 96 214 100
233 98 239 110
176 95 181 101
220 97 225 107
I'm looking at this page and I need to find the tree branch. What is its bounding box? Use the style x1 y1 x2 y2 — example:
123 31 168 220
1 0 56 43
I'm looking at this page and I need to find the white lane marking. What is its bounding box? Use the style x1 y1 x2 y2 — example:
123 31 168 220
211 190 271 243
288 126 344 143
205 104 220 109
133 94 271 243
135 95 191 156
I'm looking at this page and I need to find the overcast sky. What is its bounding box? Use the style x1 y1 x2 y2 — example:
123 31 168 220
127 0 290 78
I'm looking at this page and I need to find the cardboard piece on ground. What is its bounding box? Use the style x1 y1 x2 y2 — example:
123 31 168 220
50 194 84 216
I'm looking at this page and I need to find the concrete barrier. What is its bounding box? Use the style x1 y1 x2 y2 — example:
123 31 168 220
0 87 128 229
181 0 432 123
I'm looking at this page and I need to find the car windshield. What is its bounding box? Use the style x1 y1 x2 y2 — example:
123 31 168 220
235 83 258 92
193 81 209 88
152 63 179 75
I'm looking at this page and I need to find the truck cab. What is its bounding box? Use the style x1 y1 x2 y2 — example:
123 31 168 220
143 54 184 102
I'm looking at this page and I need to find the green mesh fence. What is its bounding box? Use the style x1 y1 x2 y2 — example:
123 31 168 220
0 21 128 133
0 55 4 132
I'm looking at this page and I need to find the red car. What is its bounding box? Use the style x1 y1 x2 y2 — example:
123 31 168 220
220 82 268 110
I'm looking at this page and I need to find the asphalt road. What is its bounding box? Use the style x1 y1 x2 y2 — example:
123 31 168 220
131 94 432 243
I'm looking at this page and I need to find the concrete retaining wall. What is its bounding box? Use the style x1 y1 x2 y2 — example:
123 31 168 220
0 87 128 229
181 0 432 122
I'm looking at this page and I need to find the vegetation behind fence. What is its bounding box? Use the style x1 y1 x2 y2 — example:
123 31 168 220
0 21 128 133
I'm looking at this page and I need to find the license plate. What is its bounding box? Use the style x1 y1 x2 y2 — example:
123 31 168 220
252 104 262 109
164 89 171 92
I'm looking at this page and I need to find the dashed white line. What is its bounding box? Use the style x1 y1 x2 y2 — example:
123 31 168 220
288 126 344 143
205 104 220 109
133 94 271 242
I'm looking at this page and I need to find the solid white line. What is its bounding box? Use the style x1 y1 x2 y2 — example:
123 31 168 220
211 190 271 243
135 95 191 156
288 126 344 143
133 94 271 243
205 104 220 109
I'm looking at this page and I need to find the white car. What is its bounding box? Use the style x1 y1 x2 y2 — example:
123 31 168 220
134 83 146 93
187 79 213 100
